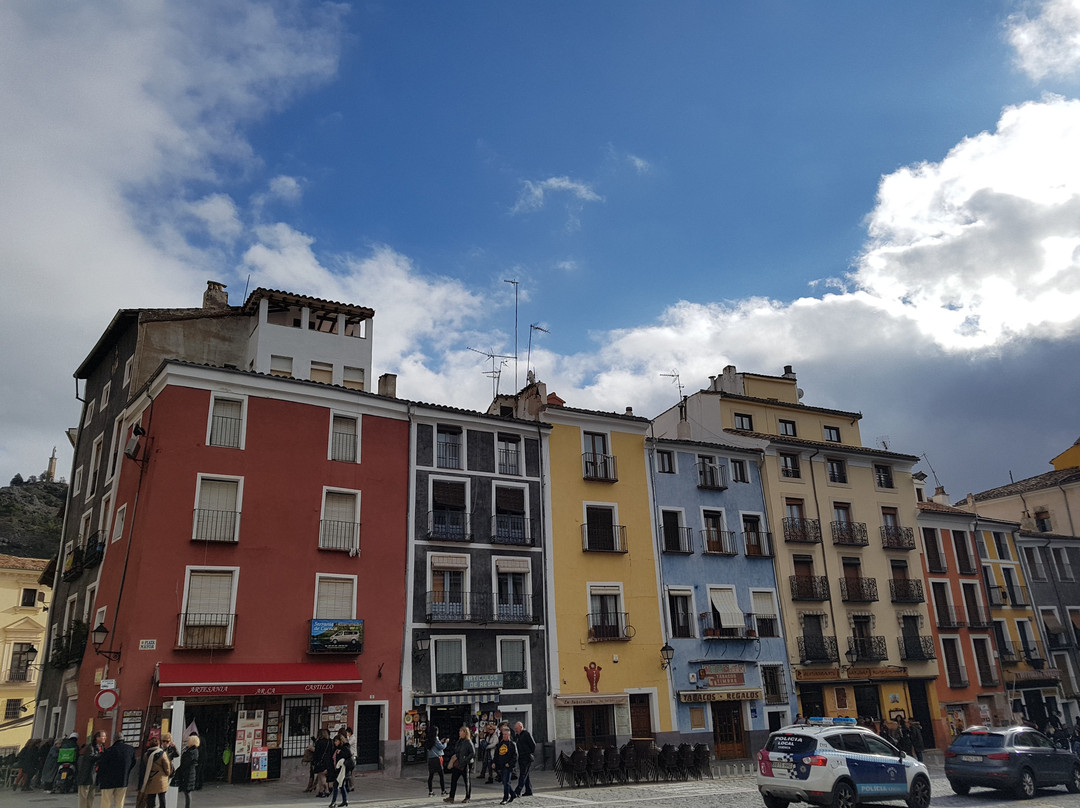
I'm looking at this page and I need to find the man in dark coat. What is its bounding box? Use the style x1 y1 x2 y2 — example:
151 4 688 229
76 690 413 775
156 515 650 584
512 722 535 798
96 734 136 808
491 725 518 805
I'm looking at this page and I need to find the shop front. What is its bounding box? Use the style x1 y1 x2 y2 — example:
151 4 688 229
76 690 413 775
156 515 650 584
678 687 763 759
551 693 629 757
405 688 502 765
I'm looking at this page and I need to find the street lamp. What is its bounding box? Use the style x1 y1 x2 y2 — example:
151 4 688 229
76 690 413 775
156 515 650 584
91 623 121 661
660 643 675 670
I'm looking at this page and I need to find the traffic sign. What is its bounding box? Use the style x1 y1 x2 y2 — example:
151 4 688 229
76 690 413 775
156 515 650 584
96 688 119 711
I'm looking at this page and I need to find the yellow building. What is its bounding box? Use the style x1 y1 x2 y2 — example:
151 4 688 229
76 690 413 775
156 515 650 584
0 554 50 754
653 366 942 747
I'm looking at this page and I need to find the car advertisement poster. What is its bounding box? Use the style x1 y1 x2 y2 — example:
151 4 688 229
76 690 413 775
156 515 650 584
309 619 364 653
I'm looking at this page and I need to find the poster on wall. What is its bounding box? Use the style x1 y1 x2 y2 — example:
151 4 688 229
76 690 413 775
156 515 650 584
234 710 264 765
321 704 348 735
265 710 280 749
250 746 268 780
121 710 144 745
309 619 364 654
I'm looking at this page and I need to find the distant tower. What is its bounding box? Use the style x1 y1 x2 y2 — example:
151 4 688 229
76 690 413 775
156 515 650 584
45 447 57 482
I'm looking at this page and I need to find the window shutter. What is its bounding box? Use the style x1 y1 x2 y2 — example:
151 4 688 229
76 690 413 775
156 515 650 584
752 591 776 617
198 479 238 511
187 572 233 613
316 578 354 619
324 492 356 523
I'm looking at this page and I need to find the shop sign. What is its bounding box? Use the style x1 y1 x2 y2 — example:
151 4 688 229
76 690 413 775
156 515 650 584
463 673 503 690
679 689 763 703
309 619 364 654
1011 668 1061 682
553 693 629 707
845 667 908 679
795 669 840 681
698 662 746 688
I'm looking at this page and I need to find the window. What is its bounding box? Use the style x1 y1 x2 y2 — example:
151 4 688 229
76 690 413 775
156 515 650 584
780 453 800 479
499 638 528 689
1034 510 1051 532
1052 548 1074 581
702 510 734 554
193 477 241 543
493 485 529 544
101 382 111 408
84 399 96 427
111 503 127 543
778 419 796 437
993 532 1011 560
123 356 133 387
308 309 340 333
873 464 894 489
430 479 468 540
668 591 693 638
208 397 243 448
344 316 366 339
697 455 724 488
269 355 293 378
661 510 690 553
824 426 841 443
4 699 22 720
583 505 623 552
706 587 743 636
330 414 359 463
826 458 847 484
762 665 787 704
181 569 237 649
588 586 626 641
583 432 615 480
20 589 37 608
972 637 996 685
1023 547 1047 581
952 530 975 573
73 467 83 496
433 637 463 691
320 490 361 553
656 450 674 474
87 434 104 496
734 413 753 431
9 643 34 682
267 304 303 328
743 514 771 556
309 361 333 384
429 560 467 620
923 527 946 572
497 435 521 475
752 591 779 637
342 366 364 391
436 426 462 469
495 558 531 621
314 575 355 619
730 459 748 483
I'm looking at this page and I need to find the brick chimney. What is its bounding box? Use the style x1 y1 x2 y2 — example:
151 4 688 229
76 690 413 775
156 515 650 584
203 281 229 309
931 486 951 506
378 373 397 398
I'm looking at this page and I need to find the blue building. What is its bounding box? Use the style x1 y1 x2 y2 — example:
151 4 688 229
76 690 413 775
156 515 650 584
648 436 796 757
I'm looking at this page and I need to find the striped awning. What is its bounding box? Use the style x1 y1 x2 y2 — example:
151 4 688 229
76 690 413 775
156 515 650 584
413 691 500 706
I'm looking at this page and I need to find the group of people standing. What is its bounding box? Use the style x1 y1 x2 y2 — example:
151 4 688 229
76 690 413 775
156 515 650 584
303 727 355 807
426 720 534 805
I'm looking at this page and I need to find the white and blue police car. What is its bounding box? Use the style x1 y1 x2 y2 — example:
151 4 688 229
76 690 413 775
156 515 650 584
757 717 931 808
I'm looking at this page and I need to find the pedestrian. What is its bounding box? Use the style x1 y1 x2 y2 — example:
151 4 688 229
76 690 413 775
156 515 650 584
512 722 534 799
303 735 317 792
491 725 518 805
328 733 352 808
909 721 924 762
479 723 497 782
444 726 475 804
174 734 200 808
15 738 40 791
97 734 136 808
1071 725 1080 757
312 729 333 797
426 726 447 797
41 738 62 791
137 735 172 808
896 717 913 756
77 730 107 808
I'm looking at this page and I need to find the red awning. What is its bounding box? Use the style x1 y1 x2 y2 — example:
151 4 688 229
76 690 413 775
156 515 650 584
157 662 362 698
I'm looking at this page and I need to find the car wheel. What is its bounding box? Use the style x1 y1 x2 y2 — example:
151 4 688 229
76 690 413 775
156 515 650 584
1014 768 1036 800
906 775 931 808
1067 764 1080 794
832 780 857 808
949 781 970 796
763 797 790 808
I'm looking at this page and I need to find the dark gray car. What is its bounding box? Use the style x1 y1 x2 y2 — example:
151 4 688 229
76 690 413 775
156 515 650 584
944 726 1080 798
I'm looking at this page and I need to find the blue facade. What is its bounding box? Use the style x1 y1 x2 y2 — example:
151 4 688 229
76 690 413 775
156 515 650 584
648 438 796 757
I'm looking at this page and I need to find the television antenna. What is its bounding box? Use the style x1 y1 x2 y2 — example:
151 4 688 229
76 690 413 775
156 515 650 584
527 323 549 381
468 346 515 399
921 453 941 488
660 369 684 399
876 434 891 451
504 279 519 391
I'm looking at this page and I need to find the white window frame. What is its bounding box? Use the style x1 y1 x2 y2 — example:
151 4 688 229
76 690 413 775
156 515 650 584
83 586 97 622
206 393 248 450
328 411 361 464
428 552 470 620
180 566 239 647
492 556 532 621
93 606 107 633
707 585 743 631
72 467 83 497
1024 546 1047 581
659 506 690 553
491 480 531 544
750 589 781 638
111 503 127 544
86 433 104 498
1053 547 1074 581
123 356 133 388
83 399 96 427
101 382 111 409
655 449 676 474
665 586 696 639
582 501 621 552
105 416 124 483
313 573 358 619
320 486 362 554
63 595 77 634
496 634 531 694
730 458 748 483
192 474 244 543
431 634 467 693
586 581 626 641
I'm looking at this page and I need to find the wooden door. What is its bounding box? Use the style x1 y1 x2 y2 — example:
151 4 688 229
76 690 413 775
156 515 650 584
712 701 746 759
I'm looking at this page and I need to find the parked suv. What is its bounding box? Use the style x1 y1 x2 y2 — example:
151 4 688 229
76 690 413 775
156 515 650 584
944 726 1080 798
757 717 931 808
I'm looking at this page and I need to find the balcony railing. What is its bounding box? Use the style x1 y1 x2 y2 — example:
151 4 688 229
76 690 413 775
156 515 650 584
848 635 888 661
587 612 631 641
1007 586 1029 606
193 508 240 543
582 453 618 482
330 430 357 462
702 529 737 555
890 579 924 603
581 523 628 553
1047 632 1073 651
955 556 978 575
945 664 969 688
700 612 753 639
832 521 868 546
790 575 830 601
925 543 947 573
61 547 83 583
977 666 999 687
177 613 235 649
967 610 993 629
426 592 469 622
987 585 1029 606
987 586 1007 607
997 641 1050 667
209 414 242 448
899 635 936 661
661 526 694 553
436 440 461 469
783 518 821 544
744 532 774 557
797 635 839 663
6 667 32 683
427 510 470 542
697 462 727 490
439 592 541 624
936 608 966 629
319 519 362 553
82 532 105 569
498 448 521 476
491 514 534 546
881 525 916 550
49 621 88 669
754 615 780 638
781 465 801 479
840 577 879 602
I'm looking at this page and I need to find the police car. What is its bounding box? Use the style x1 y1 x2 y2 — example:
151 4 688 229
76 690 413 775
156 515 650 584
757 717 931 808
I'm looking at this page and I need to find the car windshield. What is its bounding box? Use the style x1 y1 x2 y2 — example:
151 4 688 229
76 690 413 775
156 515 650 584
951 732 1005 749
765 733 817 754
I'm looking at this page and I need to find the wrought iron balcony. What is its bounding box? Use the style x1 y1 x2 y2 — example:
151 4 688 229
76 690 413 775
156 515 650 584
581 523 628 553
935 607 966 629
987 585 1028 606
6 667 32 683
700 612 753 639
744 531 774 557
790 575 830 601
466 591 542 624
320 518 362 553
840 577 879 602
582 453 618 482
832 521 868 546
587 612 632 641
697 461 727 490
49 621 88 669
491 514 534 546
330 429 357 462
436 440 461 469
848 635 888 661
889 578 924 603
497 447 521 476
701 529 737 555
783 517 821 544
209 414 242 448
945 664 969 688
82 532 105 569
193 508 240 543
898 635 936 661
426 591 471 622
998 641 1050 667
661 525 694 553
967 610 993 629
881 525 916 550
797 635 839 663
1047 632 1073 651
427 510 470 542
977 666 999 687
754 615 780 638
177 613 236 650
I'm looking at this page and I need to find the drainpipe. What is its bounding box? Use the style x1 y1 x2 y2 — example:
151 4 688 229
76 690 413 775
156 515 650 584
806 449 844 679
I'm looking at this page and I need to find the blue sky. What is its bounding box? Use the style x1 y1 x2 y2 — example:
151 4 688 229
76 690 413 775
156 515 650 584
3 0 1080 499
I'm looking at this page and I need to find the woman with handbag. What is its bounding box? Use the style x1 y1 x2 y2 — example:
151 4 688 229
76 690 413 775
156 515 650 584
173 735 200 808
425 726 447 797
312 729 333 798
443 726 474 804
328 733 353 808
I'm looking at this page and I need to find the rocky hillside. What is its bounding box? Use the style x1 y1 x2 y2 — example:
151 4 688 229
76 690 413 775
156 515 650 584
0 479 66 559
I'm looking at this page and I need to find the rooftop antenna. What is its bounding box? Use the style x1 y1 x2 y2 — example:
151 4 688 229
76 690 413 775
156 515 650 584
527 323 549 382
242 273 251 302
920 453 941 488
468 346 515 399
504 279 519 390
876 434 891 451
660 369 684 399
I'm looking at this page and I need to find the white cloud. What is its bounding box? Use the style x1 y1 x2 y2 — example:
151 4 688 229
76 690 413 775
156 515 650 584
510 176 603 215
627 154 652 174
188 193 244 243
1008 0 1080 80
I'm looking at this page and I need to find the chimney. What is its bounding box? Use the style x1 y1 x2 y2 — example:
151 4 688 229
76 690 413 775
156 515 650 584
203 281 229 309
625 407 634 417
932 485 951 506
378 373 397 398
782 365 796 379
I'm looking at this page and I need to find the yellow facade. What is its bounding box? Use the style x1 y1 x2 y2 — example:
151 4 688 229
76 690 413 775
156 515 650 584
543 408 674 752
0 555 50 753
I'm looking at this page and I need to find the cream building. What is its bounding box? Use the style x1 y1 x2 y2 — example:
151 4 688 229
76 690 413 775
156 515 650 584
0 554 50 753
